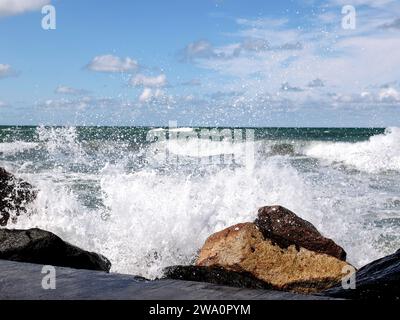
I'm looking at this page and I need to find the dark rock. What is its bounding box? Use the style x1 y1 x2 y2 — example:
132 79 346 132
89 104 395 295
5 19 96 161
0 167 37 226
323 249 400 300
0 228 111 272
163 265 276 290
255 205 346 261
270 143 295 156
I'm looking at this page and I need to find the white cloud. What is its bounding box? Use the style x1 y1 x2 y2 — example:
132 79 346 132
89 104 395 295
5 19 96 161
0 64 17 78
0 0 50 17
330 0 395 8
139 88 152 102
308 79 325 88
55 85 89 95
40 96 131 110
181 4 400 111
138 88 172 104
180 40 217 61
236 17 289 28
379 87 400 102
380 18 400 30
131 74 167 88
0 100 7 107
86 54 138 73
281 82 303 92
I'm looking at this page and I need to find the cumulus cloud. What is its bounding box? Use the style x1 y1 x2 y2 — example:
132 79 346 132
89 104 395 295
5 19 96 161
177 0 400 115
379 18 400 30
55 85 89 95
131 74 167 88
139 88 152 102
280 82 303 92
308 79 325 88
0 64 17 78
0 0 50 17
86 54 138 73
330 0 395 8
329 87 400 105
138 88 165 103
39 96 133 110
181 38 303 62
379 87 400 102
180 40 218 62
238 38 270 53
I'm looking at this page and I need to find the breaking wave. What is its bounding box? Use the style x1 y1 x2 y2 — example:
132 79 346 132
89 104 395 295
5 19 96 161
1 126 399 279
304 127 400 173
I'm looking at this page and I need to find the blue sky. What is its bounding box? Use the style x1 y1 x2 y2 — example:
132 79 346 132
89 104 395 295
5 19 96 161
0 0 400 126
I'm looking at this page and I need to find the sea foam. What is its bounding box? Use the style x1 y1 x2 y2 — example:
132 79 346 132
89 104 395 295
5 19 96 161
4 126 400 279
304 127 400 173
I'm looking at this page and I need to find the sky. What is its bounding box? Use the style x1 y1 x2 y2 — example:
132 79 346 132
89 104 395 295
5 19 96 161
0 0 400 127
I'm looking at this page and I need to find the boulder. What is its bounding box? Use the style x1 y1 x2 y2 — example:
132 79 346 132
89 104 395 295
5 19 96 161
164 265 275 290
323 249 400 300
255 206 346 260
196 222 351 293
0 167 37 226
0 228 111 272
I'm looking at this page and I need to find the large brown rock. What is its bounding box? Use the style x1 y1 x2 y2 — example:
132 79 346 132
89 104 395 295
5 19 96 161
0 167 37 226
196 222 351 293
255 206 346 261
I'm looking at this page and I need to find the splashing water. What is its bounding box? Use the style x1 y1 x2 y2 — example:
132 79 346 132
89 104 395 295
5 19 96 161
304 127 400 173
1 126 400 278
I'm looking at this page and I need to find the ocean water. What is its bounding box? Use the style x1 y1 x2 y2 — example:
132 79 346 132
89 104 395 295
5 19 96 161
1 126 400 279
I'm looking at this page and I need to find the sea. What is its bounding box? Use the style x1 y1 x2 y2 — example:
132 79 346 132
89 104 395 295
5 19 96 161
1 126 399 279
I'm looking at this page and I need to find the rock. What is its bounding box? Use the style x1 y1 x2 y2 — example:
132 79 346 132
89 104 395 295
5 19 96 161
164 265 275 290
0 167 37 226
270 143 295 156
255 206 346 261
196 222 351 293
0 228 111 272
323 249 400 300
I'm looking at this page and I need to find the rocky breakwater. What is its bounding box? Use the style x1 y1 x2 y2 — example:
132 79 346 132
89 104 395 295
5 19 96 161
166 205 352 293
0 167 37 226
0 167 111 272
0 228 111 272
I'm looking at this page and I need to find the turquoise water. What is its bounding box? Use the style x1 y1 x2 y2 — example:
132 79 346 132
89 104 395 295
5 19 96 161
0 126 399 278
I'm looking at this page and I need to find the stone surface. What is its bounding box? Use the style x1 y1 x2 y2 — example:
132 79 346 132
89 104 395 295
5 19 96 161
255 205 346 261
0 228 111 272
0 259 337 300
323 249 400 300
0 167 37 226
196 222 350 293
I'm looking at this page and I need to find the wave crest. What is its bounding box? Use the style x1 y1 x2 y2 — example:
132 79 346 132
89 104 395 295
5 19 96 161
304 127 400 173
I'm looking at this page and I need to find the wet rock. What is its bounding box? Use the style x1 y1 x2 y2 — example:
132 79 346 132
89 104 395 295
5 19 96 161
323 249 400 300
0 167 37 226
0 228 111 272
269 143 295 156
164 265 275 290
255 205 346 261
196 222 351 293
